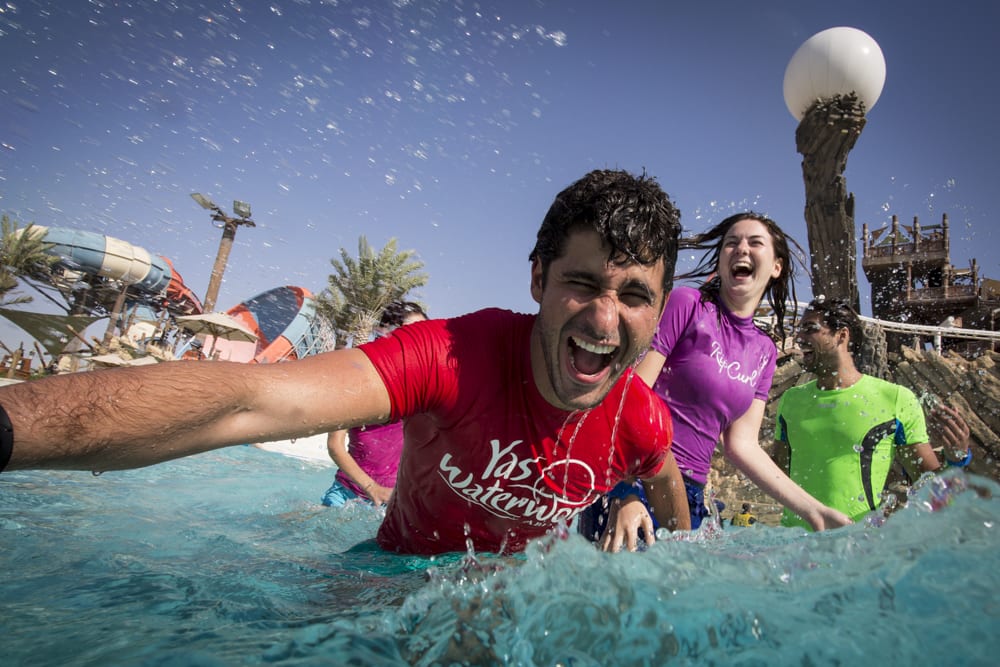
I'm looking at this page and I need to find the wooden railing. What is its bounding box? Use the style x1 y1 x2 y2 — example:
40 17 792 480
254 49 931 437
865 238 948 259
906 285 978 302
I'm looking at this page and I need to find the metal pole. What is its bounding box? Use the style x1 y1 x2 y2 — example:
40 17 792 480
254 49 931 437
101 283 130 346
203 217 238 313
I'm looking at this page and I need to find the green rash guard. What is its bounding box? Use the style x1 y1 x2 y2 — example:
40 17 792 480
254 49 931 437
776 375 929 529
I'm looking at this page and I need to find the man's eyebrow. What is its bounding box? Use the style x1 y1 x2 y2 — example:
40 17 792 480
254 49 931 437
559 270 655 300
620 278 655 301
560 269 598 282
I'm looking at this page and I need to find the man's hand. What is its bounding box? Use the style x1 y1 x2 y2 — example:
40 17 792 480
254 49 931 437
929 403 971 462
599 496 655 552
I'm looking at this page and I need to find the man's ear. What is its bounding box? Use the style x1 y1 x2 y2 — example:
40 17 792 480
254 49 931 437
530 258 545 304
837 327 851 348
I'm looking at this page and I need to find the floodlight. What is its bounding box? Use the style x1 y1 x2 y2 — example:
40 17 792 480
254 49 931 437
232 200 252 219
190 192 216 210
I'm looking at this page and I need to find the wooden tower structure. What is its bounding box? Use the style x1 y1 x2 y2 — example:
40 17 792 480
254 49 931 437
861 213 999 354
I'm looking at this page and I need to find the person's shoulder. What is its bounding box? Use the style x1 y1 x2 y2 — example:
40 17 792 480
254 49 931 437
782 379 817 401
445 308 534 335
614 370 673 449
749 323 778 350
852 376 921 413
621 369 672 420
447 307 530 324
427 309 535 365
860 374 912 397
659 286 703 327
667 286 701 309
896 383 920 404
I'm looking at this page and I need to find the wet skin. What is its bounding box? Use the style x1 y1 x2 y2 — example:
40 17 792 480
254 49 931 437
794 312 843 377
529 229 667 411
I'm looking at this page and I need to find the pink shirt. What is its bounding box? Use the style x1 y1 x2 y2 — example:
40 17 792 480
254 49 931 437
334 421 404 496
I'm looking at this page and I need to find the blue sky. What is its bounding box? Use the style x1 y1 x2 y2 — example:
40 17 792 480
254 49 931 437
1 0 997 350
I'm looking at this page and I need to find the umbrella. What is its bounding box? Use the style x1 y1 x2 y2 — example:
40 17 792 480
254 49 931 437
175 312 258 359
89 353 160 368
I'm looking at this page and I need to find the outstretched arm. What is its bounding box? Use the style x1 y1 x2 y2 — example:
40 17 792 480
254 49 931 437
1 348 391 472
724 399 852 531
326 428 393 506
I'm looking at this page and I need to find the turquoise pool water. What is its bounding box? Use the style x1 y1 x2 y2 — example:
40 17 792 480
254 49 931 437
1 447 996 665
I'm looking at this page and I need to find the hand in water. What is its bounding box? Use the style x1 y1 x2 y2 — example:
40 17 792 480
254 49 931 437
365 483 394 507
599 496 655 552
804 505 853 531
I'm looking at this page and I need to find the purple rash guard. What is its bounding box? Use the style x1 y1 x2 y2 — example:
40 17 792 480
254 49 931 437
649 286 776 484
334 421 405 496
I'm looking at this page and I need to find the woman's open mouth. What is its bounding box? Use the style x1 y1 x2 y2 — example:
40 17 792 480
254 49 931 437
731 260 754 280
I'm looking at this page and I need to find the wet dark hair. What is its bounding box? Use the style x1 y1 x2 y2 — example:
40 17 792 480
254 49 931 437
803 297 864 354
379 301 427 329
677 212 802 346
529 169 682 292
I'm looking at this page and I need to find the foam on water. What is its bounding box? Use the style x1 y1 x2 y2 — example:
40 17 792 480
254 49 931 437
1 448 997 665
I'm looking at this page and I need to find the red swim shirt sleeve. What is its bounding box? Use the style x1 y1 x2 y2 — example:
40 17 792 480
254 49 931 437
619 371 674 480
358 317 457 422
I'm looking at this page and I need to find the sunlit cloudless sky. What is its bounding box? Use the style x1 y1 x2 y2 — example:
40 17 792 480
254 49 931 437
1 0 997 349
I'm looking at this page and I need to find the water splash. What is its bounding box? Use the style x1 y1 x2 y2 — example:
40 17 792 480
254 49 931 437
3 436 999 665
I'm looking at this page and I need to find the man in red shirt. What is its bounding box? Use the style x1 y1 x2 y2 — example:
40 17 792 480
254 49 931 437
0 169 688 554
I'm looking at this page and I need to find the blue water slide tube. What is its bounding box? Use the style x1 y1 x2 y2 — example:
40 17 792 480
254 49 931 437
33 225 172 295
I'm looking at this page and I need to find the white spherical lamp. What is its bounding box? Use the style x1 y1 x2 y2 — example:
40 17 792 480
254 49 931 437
783 26 886 121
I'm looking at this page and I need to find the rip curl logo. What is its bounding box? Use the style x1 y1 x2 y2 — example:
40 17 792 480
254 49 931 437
437 439 600 528
709 340 769 387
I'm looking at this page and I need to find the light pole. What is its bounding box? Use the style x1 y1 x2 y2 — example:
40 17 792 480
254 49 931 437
783 27 886 311
190 193 255 312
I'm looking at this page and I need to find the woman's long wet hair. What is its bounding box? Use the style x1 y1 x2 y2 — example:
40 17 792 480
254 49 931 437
677 212 805 346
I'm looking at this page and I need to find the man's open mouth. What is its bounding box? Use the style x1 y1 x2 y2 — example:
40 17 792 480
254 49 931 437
569 336 616 376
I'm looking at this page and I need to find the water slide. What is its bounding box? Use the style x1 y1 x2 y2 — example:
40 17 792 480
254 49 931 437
8 227 334 364
30 225 203 315
215 285 335 363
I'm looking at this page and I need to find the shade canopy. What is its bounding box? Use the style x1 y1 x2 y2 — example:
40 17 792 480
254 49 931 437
176 312 258 359
176 312 258 342
0 308 104 357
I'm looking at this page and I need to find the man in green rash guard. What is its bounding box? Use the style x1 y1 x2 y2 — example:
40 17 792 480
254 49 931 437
772 298 973 530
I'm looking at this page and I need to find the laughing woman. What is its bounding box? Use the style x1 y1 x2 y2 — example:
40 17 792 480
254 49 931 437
591 213 852 550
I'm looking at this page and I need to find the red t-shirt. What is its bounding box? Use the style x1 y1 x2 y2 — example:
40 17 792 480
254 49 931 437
360 308 673 555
